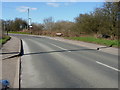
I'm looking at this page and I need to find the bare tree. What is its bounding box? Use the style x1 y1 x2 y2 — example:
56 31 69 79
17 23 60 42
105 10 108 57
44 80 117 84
43 17 54 31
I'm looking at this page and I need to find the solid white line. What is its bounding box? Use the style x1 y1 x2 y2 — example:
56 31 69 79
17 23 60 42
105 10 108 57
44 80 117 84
21 79 23 84
96 61 120 72
50 43 71 52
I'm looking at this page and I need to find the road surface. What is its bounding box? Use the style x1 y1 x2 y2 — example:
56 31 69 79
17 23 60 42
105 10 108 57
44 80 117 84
11 34 119 88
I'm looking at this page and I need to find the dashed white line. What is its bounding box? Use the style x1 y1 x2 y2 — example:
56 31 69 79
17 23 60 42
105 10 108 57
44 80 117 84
96 61 120 72
50 43 71 52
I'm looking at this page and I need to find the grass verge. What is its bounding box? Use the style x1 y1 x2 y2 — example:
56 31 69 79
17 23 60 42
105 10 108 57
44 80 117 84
8 31 120 48
65 37 120 48
0 36 11 45
9 31 31 34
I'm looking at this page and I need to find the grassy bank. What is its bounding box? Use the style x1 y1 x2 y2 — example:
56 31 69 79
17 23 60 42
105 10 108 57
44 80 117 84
0 36 11 45
8 31 120 47
9 31 31 34
65 37 120 48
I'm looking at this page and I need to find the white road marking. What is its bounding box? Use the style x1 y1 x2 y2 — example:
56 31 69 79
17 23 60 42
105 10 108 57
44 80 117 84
50 43 71 52
21 79 23 84
96 61 120 72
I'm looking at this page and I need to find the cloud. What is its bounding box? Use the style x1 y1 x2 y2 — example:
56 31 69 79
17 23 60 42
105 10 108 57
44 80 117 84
30 8 37 10
64 2 73 6
3 0 110 2
46 3 60 7
46 2 72 7
69 0 77 2
16 6 37 12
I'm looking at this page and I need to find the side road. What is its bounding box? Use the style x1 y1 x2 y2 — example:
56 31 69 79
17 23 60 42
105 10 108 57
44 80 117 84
1 36 21 88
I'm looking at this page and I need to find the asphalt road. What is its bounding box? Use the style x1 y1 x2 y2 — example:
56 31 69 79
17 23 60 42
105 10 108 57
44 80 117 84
11 34 119 88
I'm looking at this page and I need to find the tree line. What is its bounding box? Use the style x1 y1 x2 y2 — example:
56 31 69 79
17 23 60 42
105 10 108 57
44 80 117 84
1 2 120 39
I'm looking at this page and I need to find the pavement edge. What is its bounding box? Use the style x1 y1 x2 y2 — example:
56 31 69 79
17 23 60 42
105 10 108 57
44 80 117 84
13 39 22 88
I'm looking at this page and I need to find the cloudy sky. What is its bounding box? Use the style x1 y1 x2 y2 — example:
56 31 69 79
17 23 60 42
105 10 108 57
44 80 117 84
2 2 104 23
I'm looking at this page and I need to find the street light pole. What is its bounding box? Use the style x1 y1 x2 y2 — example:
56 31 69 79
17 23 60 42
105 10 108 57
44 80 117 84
27 8 32 33
28 8 29 30
29 18 31 26
29 18 32 34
